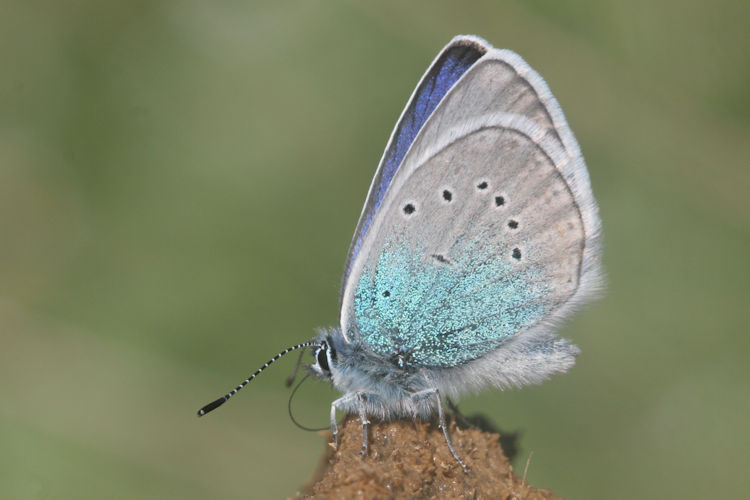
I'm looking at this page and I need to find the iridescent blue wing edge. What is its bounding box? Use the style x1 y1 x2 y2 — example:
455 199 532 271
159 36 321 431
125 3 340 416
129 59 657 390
341 35 488 289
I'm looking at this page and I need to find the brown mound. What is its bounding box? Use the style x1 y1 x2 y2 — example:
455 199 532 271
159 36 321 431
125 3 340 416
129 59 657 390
295 416 560 499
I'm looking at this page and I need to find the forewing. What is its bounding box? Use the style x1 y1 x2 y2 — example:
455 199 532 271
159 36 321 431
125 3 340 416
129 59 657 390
343 36 487 281
342 37 601 294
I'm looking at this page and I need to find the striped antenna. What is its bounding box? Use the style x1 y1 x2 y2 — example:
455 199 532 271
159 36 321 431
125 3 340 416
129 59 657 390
196 340 318 417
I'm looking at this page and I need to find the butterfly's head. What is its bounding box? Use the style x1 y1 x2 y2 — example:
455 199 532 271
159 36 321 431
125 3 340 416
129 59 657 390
310 337 336 379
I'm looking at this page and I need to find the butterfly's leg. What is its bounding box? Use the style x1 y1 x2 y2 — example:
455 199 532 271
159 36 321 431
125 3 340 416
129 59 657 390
330 392 358 449
436 393 468 472
284 347 307 387
356 393 370 456
410 388 468 472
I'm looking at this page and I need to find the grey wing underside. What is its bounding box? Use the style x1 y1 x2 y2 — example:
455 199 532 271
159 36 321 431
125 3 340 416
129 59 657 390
340 38 602 383
342 36 601 296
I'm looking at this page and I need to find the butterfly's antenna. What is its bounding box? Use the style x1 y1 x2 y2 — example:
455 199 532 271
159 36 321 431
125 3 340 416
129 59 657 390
197 340 318 417
284 347 307 387
287 373 328 432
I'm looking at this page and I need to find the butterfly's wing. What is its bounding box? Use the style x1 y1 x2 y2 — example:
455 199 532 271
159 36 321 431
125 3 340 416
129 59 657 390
340 37 602 377
342 36 600 287
342 36 487 283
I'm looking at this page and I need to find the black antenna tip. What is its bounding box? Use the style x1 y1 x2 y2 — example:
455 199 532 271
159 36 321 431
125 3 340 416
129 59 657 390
196 396 227 417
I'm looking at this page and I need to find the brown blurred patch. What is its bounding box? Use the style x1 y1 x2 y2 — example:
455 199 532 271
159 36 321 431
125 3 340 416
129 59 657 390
295 416 560 500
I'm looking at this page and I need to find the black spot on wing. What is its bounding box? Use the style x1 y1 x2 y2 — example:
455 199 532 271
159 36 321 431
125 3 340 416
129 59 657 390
431 253 451 265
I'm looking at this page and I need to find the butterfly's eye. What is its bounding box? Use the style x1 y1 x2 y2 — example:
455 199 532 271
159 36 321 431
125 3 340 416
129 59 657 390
316 347 330 372
312 341 333 377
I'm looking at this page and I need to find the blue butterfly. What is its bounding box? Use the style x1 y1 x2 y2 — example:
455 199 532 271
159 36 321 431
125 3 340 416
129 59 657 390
198 35 602 471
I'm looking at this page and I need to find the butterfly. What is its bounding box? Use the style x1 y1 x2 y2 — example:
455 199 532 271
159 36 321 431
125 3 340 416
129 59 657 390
198 35 602 471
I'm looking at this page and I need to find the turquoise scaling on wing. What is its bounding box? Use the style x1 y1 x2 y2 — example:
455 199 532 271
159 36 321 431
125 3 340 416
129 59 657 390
353 246 551 368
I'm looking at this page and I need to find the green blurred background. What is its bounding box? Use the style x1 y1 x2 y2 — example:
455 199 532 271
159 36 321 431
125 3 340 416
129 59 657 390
1 1 748 498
